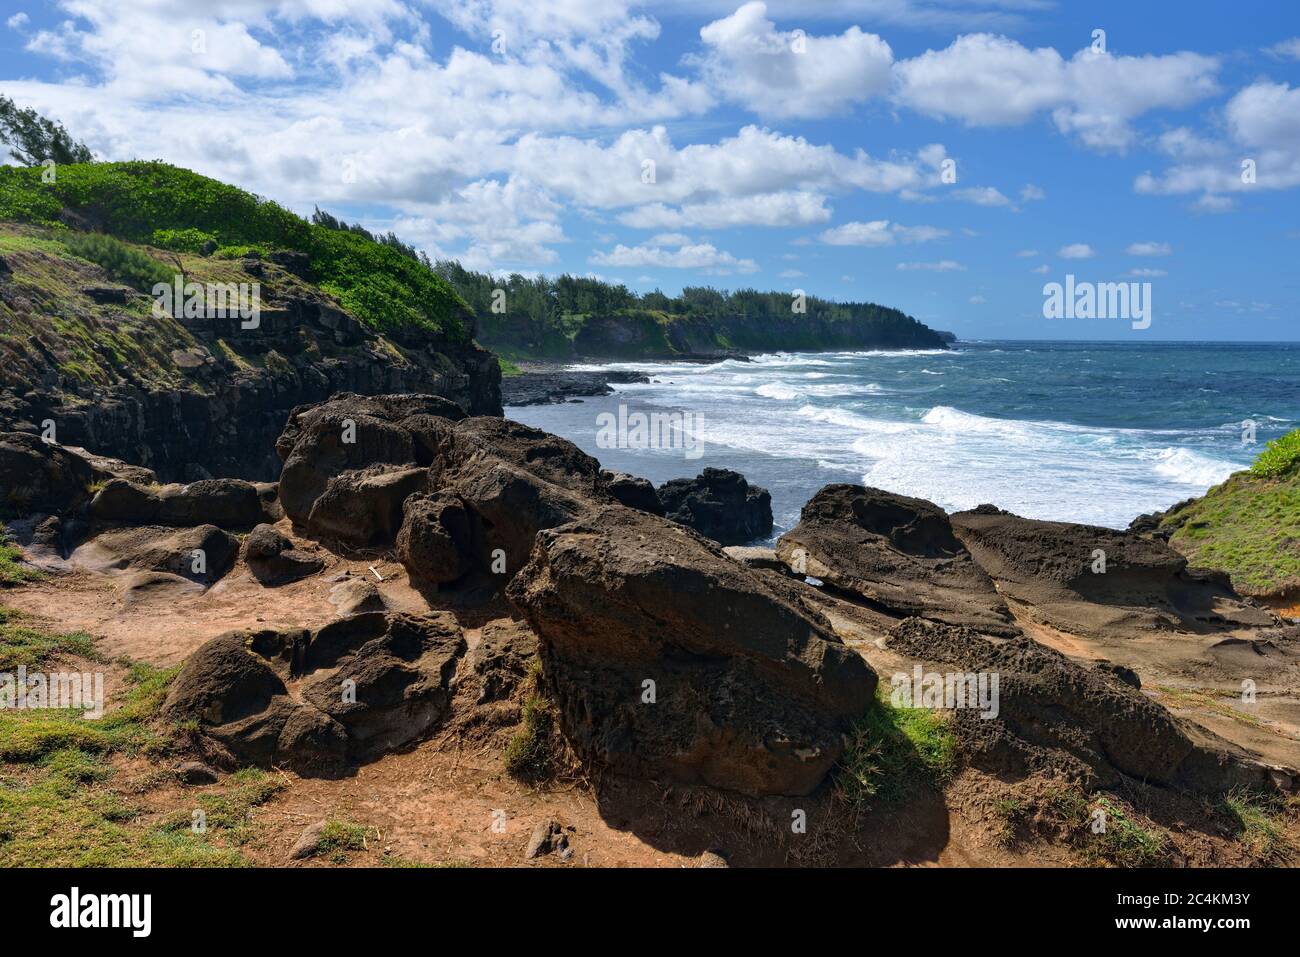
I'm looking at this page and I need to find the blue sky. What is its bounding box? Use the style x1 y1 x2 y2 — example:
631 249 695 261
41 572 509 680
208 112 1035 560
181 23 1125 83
1 0 1298 340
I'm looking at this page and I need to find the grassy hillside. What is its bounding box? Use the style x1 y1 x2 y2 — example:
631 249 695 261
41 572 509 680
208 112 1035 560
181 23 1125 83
0 161 471 340
1160 430 1300 599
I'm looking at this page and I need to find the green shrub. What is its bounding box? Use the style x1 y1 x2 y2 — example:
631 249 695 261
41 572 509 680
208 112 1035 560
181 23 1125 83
150 227 216 253
504 693 556 781
1251 429 1300 478
835 689 957 814
62 232 172 292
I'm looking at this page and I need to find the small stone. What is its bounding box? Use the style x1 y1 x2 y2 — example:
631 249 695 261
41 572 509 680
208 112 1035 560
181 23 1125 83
290 820 329 860
525 820 559 860
698 849 729 868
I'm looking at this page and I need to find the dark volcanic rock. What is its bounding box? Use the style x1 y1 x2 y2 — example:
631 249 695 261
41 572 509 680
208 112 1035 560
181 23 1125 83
657 467 772 545
887 617 1288 794
950 507 1276 639
500 370 649 407
396 492 476 585
601 470 663 515
0 432 95 515
306 465 428 547
90 477 266 529
464 619 539 704
162 612 466 775
71 524 238 585
506 505 877 796
240 524 325 585
776 485 1019 637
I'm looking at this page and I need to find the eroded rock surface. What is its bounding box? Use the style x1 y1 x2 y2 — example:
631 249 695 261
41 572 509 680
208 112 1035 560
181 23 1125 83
657 467 772 545
162 611 466 776
506 505 876 796
776 485 1018 637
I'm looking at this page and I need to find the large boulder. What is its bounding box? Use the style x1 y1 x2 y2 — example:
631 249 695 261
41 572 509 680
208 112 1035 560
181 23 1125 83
0 432 95 516
657 468 772 545
506 505 877 796
776 485 1019 637
240 524 325 585
305 465 429 547
396 492 476 585
886 617 1289 794
162 612 466 775
602 470 663 515
90 477 266 529
70 524 238 585
950 506 1276 639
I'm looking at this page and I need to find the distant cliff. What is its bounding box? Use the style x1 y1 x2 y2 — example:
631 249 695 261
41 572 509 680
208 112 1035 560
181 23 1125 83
434 262 947 360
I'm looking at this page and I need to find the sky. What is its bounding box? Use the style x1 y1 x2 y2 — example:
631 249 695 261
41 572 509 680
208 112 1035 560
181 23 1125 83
1 0 1298 341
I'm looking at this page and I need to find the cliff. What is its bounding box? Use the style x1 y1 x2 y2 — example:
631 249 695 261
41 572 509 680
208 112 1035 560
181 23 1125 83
0 163 501 480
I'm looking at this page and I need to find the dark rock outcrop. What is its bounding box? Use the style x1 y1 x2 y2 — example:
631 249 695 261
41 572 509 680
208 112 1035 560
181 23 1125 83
500 370 649 407
887 617 1290 794
602 470 663 515
0 431 95 515
70 524 238 585
90 477 268 529
162 612 466 776
949 508 1276 639
506 505 877 796
776 485 1019 637
241 524 325 585
657 467 773 545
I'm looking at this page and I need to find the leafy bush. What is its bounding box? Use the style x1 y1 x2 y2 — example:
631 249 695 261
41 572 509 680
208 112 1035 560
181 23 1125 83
62 232 172 292
151 227 216 253
1251 429 1300 478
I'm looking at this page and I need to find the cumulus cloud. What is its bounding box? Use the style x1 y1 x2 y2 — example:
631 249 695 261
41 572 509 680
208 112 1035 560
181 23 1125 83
818 220 948 246
894 33 1220 151
1127 242 1171 256
590 239 758 273
1058 243 1095 259
695 1 893 118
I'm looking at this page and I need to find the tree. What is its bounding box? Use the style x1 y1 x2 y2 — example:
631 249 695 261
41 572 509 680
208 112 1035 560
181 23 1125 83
0 94 94 166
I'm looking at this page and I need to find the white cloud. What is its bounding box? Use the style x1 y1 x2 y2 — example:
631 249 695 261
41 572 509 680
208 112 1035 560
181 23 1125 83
1129 268 1167 277
619 190 831 229
968 294 986 303
1015 248 1039 257
897 259 966 271
695 1 893 118
6 12 29 30
1019 183 1045 201
818 220 948 246
894 34 1220 151
590 239 758 273
1058 243 1095 259
1127 241 1171 256
1031 264 1050 274
953 185 1010 206
1265 37 1300 60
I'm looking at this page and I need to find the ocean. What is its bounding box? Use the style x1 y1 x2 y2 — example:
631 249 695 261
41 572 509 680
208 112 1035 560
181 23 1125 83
507 341 1300 542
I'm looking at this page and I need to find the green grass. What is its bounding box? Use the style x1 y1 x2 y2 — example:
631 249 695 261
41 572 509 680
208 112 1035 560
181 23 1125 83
290 818 368 863
0 618 260 866
1220 789 1294 863
834 686 957 814
0 541 42 587
1162 468 1300 597
0 606 98 669
497 356 524 377
1048 787 1170 867
504 693 556 782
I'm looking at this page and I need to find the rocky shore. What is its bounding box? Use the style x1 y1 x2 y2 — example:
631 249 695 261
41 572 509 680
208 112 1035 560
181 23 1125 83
3 388 1297 869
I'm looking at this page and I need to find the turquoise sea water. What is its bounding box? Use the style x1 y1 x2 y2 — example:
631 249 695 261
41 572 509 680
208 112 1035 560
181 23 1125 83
509 341 1300 539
